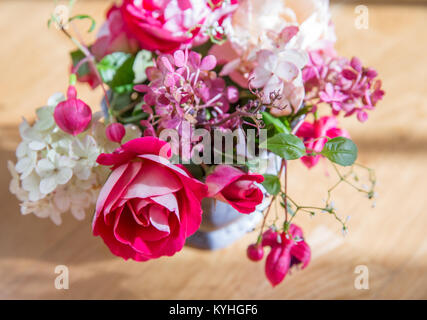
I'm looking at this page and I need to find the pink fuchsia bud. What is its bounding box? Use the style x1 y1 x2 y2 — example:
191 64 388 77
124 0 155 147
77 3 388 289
106 123 126 143
357 110 368 122
247 244 264 262
54 85 92 136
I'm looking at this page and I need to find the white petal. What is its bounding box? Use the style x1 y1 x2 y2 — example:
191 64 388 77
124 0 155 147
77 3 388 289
15 157 32 174
36 158 55 176
47 92 65 107
40 175 57 194
58 156 75 169
16 142 28 158
277 49 308 69
71 207 85 221
275 61 299 82
54 192 71 212
49 212 62 225
29 140 46 151
56 167 73 185
251 67 271 88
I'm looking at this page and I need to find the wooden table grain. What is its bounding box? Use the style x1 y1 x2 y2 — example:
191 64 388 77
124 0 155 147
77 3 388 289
0 1 426 299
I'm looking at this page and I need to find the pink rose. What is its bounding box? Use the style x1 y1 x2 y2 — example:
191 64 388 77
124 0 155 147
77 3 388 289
92 5 139 61
93 137 207 261
119 0 238 53
296 116 349 168
206 165 264 214
74 5 139 89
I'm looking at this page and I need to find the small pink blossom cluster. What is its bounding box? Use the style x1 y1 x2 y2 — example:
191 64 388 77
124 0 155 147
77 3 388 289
303 51 384 122
134 49 239 135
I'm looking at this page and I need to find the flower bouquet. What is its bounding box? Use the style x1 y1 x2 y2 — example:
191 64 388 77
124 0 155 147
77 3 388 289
9 0 384 287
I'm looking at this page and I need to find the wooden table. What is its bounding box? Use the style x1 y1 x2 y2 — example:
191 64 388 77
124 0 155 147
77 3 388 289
0 1 426 299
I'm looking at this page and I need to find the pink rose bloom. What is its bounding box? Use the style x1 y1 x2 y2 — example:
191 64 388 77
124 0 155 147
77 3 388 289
262 224 311 287
120 0 238 53
92 5 140 61
93 137 207 261
296 116 350 168
206 165 264 214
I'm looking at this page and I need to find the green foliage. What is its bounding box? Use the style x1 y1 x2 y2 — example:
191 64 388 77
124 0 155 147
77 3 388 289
262 112 290 135
267 133 306 160
262 174 281 196
133 50 154 83
97 52 135 94
70 49 90 77
68 14 96 32
321 137 358 166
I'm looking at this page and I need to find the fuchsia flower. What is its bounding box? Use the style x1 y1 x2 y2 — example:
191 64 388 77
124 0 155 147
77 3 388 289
262 224 311 287
134 49 238 134
93 137 207 261
206 165 264 214
53 84 92 136
296 116 349 168
247 243 264 262
106 123 126 143
119 0 238 53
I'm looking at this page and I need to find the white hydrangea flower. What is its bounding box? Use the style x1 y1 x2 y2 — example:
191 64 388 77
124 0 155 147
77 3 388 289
35 150 75 194
8 92 142 225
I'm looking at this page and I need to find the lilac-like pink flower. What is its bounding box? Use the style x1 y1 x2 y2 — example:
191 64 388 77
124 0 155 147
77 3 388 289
134 49 238 134
318 83 347 112
262 224 311 287
303 51 385 122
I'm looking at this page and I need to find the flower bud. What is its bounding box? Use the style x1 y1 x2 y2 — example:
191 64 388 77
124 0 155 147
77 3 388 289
54 85 92 136
247 244 264 262
106 123 126 143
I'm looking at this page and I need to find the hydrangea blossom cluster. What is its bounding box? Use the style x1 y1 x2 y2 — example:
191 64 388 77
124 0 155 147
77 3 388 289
8 93 140 224
303 51 385 122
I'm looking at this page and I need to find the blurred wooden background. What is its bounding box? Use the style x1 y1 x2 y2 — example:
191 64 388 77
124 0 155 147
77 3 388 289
0 1 426 299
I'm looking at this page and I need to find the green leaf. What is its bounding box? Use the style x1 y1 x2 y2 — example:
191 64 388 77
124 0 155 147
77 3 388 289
70 49 90 77
97 52 135 92
133 50 154 83
267 133 306 160
321 137 358 166
68 14 96 33
262 174 281 196
262 112 290 134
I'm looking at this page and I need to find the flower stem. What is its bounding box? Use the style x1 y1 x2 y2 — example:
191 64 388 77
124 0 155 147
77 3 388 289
59 26 112 111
